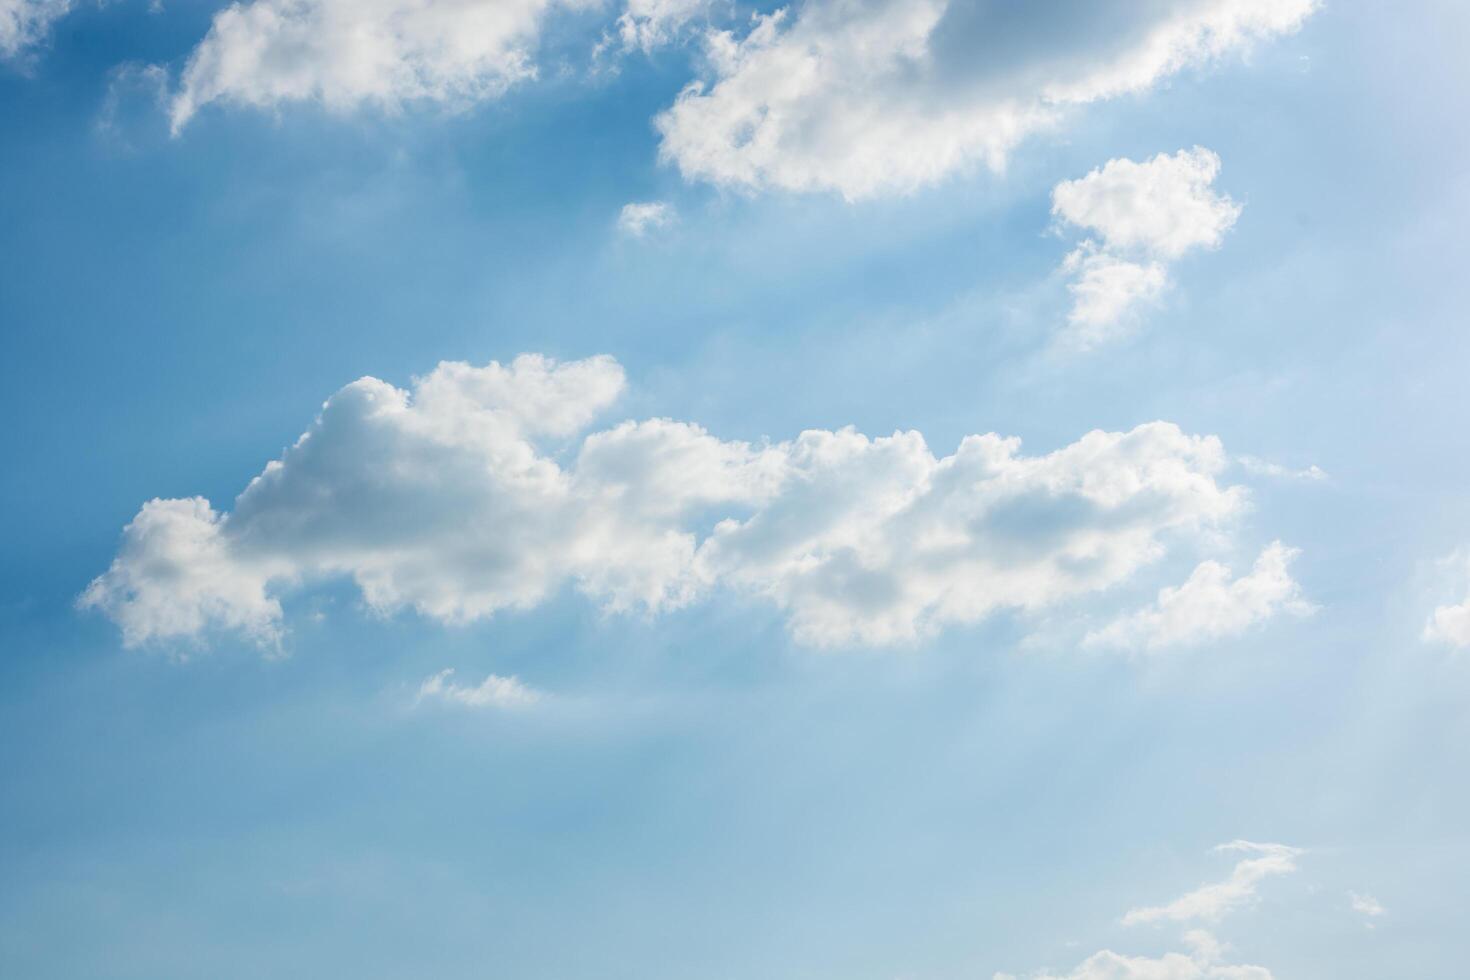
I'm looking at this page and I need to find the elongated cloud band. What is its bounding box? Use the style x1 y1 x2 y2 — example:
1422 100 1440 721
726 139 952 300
81 353 1260 650
657 0 1317 198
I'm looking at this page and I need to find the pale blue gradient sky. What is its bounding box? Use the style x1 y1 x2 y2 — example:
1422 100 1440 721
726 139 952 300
2 2 1468 977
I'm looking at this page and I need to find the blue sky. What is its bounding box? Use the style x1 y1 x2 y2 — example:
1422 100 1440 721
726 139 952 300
2 1 1469 977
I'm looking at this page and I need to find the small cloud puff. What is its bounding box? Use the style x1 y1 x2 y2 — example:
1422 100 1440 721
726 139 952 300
416 669 542 709
618 200 676 237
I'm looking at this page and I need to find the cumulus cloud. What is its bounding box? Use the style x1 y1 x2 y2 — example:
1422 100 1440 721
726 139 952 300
0 0 72 58
1084 542 1313 653
1123 841 1302 926
81 354 1261 651
655 0 1316 199
1052 147 1242 345
618 200 676 236
1423 552 1470 649
416 668 542 708
168 0 570 133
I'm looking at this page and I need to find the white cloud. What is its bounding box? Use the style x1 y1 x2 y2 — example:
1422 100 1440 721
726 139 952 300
1052 147 1241 342
613 0 711 53
1123 841 1302 926
1085 542 1313 653
655 0 1316 199
1423 553 1470 649
78 497 284 650
1052 148 1242 260
416 668 542 708
0 0 72 58
618 200 676 236
1060 246 1167 348
81 353 1257 650
168 0 570 133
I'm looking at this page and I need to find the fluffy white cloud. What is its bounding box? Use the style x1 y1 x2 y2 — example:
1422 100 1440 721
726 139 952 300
0 0 71 58
1052 148 1242 260
618 200 676 236
78 497 284 650
1085 542 1312 652
1060 246 1168 346
1123 841 1302 926
1052 147 1241 343
1424 597 1470 648
82 353 1258 650
168 0 569 133
416 668 542 708
655 0 1316 199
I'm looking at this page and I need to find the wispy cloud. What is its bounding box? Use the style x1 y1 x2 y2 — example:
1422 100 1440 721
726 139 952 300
1122 841 1303 926
416 669 542 709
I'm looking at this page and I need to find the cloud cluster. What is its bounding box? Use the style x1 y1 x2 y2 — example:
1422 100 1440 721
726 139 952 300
1085 542 1313 653
81 353 1257 650
1052 147 1242 345
997 841 1302 980
168 0 567 132
0 0 71 58
416 668 542 708
656 0 1316 199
